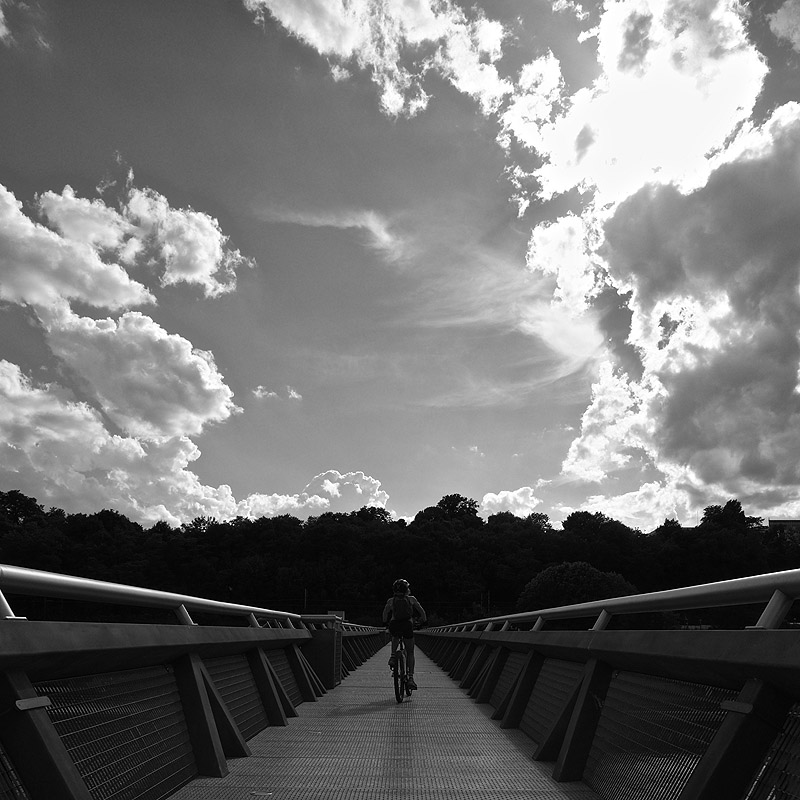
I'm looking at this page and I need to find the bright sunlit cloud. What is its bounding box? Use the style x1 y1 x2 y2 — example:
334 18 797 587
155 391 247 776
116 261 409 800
503 0 767 205
244 0 510 116
237 469 389 518
481 486 542 517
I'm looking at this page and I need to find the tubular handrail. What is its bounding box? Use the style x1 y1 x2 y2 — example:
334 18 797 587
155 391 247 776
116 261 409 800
426 567 800 632
0 563 302 625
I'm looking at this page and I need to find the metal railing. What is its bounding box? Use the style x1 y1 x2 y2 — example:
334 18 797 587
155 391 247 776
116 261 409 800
418 567 800 800
0 563 306 627
0 564 387 800
428 566 800 632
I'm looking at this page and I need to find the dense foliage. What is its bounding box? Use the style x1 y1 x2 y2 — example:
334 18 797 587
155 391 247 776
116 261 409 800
1 491 798 626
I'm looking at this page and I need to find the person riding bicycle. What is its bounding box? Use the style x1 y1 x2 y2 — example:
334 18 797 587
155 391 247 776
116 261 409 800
382 578 426 691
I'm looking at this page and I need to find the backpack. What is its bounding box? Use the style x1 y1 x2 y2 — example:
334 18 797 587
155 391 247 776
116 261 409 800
392 594 413 621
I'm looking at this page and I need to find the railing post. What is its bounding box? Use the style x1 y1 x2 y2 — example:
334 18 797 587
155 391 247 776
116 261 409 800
0 588 25 620
0 670 93 799
751 589 793 629
247 648 289 726
173 654 229 777
475 647 509 704
677 678 794 800
175 604 196 626
501 651 544 729
592 610 612 631
285 644 319 702
533 675 583 761
552 657 613 782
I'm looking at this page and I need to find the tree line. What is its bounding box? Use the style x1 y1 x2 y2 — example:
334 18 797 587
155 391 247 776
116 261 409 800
0 490 798 627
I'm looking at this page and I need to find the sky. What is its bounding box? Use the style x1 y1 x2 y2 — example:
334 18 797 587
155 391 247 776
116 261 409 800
1 0 800 530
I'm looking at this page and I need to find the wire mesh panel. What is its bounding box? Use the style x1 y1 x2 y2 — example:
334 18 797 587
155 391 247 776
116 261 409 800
334 630 342 686
0 742 29 800
745 702 800 800
583 671 736 800
204 654 268 739
490 651 526 709
520 658 584 745
265 648 302 706
35 666 197 800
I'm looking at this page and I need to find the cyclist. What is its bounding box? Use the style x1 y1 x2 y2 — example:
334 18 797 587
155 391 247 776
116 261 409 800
382 578 426 690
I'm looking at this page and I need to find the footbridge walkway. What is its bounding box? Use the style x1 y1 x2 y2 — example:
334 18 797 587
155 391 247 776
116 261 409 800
0 564 798 800
170 648 597 800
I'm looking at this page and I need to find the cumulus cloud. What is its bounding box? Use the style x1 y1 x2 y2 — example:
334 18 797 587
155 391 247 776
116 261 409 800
252 385 302 402
243 0 511 116
2 179 252 312
237 469 389 519
1 170 402 527
0 184 153 311
38 306 240 441
555 478 692 531
1 360 404 525
0 361 239 526
560 361 649 482
37 185 132 250
526 214 600 311
0 3 9 43
561 102 800 523
552 0 590 22
0 175 257 522
481 486 541 517
304 469 389 508
253 385 279 400
125 186 252 297
1 361 396 526
769 0 800 51
236 491 330 518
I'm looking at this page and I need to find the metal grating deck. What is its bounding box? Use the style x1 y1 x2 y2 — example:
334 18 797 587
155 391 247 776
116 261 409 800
169 648 598 799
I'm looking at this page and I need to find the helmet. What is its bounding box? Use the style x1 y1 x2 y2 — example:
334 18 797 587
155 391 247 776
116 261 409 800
393 578 410 594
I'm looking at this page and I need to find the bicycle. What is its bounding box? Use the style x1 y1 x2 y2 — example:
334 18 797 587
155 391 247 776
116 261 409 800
390 636 413 703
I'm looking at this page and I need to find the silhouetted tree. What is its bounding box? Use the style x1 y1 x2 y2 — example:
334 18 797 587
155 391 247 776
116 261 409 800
517 561 638 613
0 489 796 625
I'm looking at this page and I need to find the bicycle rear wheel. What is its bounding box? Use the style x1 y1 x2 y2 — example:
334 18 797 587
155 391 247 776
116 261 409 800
394 653 406 703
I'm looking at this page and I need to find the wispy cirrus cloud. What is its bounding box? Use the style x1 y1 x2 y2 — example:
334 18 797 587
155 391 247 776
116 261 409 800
259 206 407 262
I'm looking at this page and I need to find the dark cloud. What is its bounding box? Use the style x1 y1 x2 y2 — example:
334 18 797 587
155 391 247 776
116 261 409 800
575 125 595 163
591 285 642 380
618 11 653 73
604 113 800 317
601 107 800 501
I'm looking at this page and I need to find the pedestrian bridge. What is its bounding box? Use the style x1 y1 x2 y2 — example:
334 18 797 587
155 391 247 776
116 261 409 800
0 565 798 800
